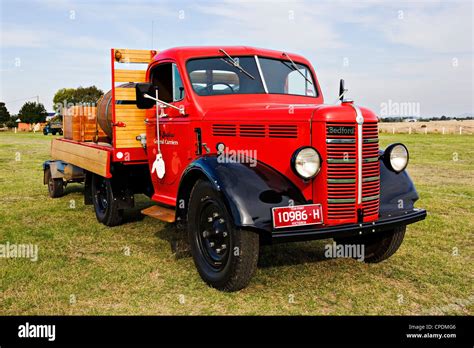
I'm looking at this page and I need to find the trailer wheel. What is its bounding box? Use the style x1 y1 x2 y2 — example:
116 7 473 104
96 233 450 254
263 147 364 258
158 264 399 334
187 179 259 291
45 167 64 198
91 174 123 226
335 226 406 263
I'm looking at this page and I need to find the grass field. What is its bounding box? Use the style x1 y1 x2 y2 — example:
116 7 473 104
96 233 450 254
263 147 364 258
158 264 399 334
379 120 474 135
0 132 472 315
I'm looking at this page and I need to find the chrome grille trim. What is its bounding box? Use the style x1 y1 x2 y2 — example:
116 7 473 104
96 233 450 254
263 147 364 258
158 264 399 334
328 178 356 184
328 198 356 204
362 194 380 202
348 104 365 205
363 176 380 182
327 159 356 164
326 139 356 144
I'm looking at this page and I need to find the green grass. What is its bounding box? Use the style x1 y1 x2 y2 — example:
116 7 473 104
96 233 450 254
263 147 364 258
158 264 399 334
0 131 472 315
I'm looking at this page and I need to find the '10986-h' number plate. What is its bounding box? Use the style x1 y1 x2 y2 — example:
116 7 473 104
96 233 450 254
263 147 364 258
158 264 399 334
272 204 323 229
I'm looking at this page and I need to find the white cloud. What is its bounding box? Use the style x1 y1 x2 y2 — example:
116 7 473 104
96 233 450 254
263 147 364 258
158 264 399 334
192 0 345 51
379 2 473 53
0 27 111 50
0 28 52 48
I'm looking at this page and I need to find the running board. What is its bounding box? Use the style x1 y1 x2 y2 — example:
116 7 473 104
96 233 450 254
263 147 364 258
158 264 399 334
141 205 175 223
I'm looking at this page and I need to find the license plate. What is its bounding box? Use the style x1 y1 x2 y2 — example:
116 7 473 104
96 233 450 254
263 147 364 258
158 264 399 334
272 204 323 229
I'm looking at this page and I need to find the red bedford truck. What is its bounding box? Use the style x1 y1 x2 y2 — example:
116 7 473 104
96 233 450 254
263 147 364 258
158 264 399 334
44 47 426 291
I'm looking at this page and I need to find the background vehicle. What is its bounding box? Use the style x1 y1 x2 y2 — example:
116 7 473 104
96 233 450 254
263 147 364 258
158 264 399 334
43 47 426 291
43 119 63 135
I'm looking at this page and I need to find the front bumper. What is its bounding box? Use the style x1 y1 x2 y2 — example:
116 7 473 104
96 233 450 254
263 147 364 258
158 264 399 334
271 208 427 243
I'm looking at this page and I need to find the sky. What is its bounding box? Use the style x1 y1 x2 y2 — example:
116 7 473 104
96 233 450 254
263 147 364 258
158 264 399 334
0 0 473 117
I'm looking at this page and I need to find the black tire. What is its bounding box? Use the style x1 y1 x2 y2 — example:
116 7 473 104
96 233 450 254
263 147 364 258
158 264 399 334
91 174 123 226
43 129 48 135
59 130 63 136
52 130 57 135
45 167 64 198
335 226 406 263
187 179 259 291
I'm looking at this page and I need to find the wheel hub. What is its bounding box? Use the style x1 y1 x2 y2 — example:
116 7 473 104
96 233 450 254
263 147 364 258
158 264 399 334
197 201 231 270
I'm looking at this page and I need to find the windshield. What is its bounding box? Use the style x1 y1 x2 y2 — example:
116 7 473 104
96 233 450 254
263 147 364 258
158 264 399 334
186 56 317 97
259 57 316 97
186 57 265 96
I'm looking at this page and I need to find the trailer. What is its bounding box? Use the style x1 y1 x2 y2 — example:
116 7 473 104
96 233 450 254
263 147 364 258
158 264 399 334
44 47 426 291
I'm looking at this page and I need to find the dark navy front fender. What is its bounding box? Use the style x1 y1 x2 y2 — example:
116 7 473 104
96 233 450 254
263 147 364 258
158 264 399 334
176 156 306 234
379 149 420 218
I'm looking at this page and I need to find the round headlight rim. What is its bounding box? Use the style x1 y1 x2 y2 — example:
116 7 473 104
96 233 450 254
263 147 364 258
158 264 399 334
384 143 409 173
291 146 322 180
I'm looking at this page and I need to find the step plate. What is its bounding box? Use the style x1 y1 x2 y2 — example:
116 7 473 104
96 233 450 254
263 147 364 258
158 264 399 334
141 205 175 223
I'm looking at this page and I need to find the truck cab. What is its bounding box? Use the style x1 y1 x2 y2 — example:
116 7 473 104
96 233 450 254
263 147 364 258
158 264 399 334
44 46 426 291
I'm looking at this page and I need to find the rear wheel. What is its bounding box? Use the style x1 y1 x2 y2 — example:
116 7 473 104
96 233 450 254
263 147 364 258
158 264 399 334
335 226 406 263
187 180 259 291
91 174 123 226
45 167 64 198
52 130 57 135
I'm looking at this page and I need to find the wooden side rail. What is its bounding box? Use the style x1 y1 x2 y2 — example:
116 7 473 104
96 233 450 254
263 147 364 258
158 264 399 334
51 139 111 178
111 48 158 149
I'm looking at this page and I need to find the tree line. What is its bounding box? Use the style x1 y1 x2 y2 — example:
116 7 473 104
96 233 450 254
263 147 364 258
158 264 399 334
0 86 103 127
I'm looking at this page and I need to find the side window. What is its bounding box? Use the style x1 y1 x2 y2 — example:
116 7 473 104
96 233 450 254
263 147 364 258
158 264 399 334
172 64 185 102
151 63 172 103
150 63 186 103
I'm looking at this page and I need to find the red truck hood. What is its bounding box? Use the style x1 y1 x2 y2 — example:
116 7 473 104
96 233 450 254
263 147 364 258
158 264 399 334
198 99 379 207
201 101 378 124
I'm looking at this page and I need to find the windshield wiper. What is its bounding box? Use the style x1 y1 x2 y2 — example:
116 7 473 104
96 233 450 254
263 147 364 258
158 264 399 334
282 52 312 85
219 49 255 80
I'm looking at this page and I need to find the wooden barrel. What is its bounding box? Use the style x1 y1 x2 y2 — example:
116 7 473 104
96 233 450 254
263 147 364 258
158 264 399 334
97 83 135 138
96 90 113 138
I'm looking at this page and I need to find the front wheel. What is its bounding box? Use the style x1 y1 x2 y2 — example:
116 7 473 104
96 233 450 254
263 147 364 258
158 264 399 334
91 174 123 226
187 180 259 291
335 226 406 263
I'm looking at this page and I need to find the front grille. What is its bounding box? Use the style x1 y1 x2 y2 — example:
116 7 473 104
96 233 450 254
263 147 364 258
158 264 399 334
325 122 380 222
326 123 357 221
361 122 380 217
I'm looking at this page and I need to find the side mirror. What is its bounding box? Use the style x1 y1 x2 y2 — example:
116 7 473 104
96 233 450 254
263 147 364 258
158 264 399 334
339 79 345 101
135 83 156 109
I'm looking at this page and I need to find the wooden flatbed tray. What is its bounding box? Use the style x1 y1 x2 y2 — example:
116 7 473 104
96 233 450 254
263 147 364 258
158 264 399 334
50 138 112 178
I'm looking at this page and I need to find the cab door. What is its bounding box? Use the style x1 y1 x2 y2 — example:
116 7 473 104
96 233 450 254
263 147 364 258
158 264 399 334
145 62 194 206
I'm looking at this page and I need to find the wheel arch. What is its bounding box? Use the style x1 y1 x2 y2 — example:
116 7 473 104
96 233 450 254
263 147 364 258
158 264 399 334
176 156 307 236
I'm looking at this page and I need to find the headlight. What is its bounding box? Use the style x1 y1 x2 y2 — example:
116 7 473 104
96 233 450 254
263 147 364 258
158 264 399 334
385 143 409 172
292 147 321 179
